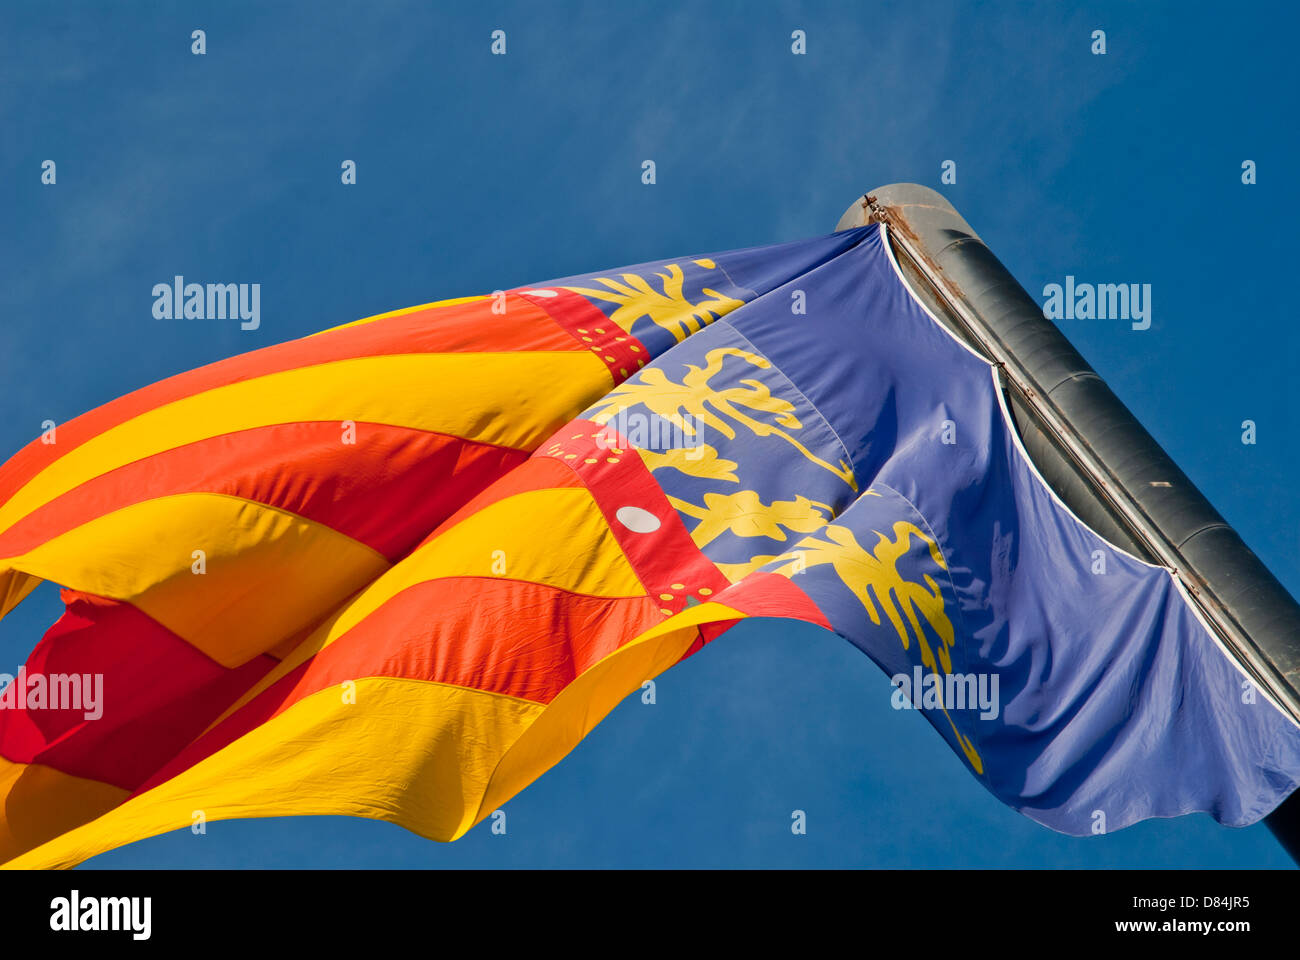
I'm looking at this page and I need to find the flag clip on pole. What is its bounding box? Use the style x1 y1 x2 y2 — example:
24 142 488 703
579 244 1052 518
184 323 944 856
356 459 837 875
837 184 1300 857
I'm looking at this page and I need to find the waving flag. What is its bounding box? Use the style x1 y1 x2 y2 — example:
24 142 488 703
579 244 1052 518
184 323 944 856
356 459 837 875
1 224 1297 867
0 229 864 864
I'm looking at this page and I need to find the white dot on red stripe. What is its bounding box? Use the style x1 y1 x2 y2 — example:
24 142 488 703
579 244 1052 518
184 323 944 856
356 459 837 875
615 506 661 533
520 289 558 297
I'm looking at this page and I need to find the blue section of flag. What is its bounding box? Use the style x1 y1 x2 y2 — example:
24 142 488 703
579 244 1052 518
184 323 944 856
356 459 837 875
611 223 1300 834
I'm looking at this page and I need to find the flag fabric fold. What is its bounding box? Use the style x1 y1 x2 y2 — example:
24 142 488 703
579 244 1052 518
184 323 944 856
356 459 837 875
1 223 1297 867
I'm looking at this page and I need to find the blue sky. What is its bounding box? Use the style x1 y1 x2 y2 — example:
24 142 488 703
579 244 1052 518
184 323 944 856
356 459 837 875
2 0 1297 867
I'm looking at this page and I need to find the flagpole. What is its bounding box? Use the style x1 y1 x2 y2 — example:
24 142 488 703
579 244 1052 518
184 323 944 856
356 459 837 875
837 184 1300 859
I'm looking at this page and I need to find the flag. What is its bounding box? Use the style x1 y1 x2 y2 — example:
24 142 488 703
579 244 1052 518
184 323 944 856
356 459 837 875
2 223 1297 867
0 228 864 865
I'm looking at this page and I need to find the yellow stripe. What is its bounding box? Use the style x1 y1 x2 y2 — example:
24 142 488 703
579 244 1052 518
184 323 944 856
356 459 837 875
307 295 487 337
4 677 544 869
0 757 128 865
203 486 646 729
6 494 389 668
0 350 610 536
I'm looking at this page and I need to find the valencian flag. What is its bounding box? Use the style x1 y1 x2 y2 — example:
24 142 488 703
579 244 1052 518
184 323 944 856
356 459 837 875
1 225 1297 867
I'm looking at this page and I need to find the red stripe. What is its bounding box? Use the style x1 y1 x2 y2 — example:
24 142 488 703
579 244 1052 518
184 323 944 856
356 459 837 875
411 455 584 551
0 295 576 508
515 288 650 384
710 571 832 628
0 591 275 791
536 419 732 660
132 579 662 795
0 423 528 562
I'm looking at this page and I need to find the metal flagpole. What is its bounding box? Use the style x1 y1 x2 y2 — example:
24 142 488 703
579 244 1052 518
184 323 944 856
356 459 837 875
837 184 1300 858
